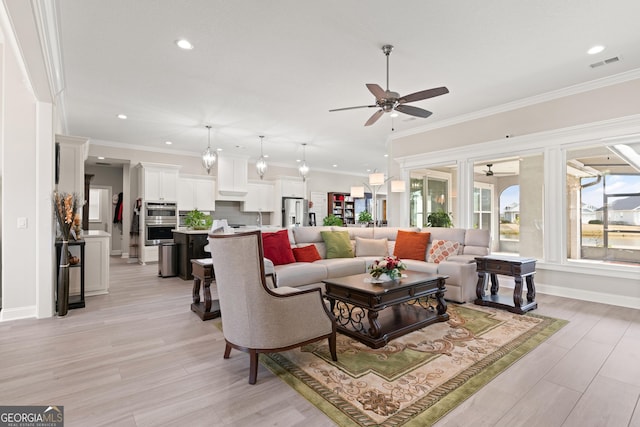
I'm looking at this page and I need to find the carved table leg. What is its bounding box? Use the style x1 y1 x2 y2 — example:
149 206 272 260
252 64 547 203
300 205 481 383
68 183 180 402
192 276 201 304
436 288 448 315
490 273 499 295
476 272 487 299
367 310 382 338
203 276 213 312
526 275 536 302
513 276 524 309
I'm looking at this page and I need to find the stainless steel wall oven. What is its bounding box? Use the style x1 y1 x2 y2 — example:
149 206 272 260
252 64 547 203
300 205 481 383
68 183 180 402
144 202 177 245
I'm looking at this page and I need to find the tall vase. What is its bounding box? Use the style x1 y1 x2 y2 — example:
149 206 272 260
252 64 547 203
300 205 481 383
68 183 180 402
57 240 70 316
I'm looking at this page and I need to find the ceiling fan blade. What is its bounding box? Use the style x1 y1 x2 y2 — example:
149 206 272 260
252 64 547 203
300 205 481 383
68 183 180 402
364 109 384 126
398 86 449 104
366 83 386 100
395 104 432 118
329 105 376 112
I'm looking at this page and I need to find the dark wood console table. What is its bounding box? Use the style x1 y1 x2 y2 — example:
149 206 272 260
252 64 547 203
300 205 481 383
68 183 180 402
474 255 537 314
190 258 220 321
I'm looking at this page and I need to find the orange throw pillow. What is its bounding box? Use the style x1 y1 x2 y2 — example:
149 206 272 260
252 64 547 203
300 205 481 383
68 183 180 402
292 245 322 262
393 230 430 261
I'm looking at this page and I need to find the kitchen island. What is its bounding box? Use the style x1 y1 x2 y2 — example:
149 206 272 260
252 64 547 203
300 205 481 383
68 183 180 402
172 228 209 280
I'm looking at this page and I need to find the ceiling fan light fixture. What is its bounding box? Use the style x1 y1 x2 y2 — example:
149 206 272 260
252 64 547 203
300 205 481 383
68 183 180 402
298 143 309 181
201 125 216 175
256 135 267 179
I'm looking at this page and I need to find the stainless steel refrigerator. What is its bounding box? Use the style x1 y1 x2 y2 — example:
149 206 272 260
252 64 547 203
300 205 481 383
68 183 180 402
282 197 308 227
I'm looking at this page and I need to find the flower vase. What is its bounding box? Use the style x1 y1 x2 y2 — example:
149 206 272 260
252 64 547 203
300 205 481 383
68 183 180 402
57 240 70 316
377 271 399 282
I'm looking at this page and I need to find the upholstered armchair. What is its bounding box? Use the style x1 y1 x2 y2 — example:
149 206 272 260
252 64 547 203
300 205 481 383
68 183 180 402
208 230 337 384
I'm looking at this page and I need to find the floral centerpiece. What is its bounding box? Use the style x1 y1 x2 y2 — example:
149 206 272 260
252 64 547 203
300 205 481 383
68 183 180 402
368 256 407 281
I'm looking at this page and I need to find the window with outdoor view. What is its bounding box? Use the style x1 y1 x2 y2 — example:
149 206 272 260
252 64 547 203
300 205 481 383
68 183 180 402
474 154 543 257
566 143 640 265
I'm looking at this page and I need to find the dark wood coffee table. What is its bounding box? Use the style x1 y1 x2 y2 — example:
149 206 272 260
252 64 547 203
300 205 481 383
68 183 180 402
322 271 449 349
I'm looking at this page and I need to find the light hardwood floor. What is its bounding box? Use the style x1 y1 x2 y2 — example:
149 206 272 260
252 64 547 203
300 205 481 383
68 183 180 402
1 258 639 427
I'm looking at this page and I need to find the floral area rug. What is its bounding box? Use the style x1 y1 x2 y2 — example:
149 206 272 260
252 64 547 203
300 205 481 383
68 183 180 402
261 303 567 426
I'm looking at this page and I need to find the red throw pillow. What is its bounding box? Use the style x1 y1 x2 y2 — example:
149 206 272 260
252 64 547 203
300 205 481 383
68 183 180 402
292 245 322 262
262 229 295 265
393 230 430 261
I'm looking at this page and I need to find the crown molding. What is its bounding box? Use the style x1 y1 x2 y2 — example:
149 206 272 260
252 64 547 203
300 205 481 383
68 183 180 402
390 68 640 142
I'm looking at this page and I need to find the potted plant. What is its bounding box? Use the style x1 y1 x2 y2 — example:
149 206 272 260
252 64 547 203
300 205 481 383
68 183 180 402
358 211 372 225
322 214 344 226
184 209 213 230
426 211 452 228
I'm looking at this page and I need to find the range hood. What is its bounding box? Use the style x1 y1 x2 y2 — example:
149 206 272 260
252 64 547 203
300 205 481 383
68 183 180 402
216 153 248 197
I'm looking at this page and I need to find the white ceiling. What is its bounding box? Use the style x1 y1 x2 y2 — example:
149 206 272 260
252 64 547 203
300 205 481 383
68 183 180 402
55 0 640 174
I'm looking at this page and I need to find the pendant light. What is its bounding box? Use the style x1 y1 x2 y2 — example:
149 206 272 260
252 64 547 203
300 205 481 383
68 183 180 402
256 135 267 180
202 125 216 175
298 143 309 182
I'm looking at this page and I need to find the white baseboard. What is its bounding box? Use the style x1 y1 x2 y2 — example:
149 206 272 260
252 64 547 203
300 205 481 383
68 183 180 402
0 305 37 322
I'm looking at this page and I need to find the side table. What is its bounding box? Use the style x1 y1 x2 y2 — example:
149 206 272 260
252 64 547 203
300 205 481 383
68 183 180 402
474 255 537 314
190 258 221 320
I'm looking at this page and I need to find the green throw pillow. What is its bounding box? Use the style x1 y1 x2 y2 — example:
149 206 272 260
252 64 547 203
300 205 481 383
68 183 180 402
321 230 354 259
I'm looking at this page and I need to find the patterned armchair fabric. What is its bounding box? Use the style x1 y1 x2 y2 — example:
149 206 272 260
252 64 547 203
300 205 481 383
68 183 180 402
208 230 337 384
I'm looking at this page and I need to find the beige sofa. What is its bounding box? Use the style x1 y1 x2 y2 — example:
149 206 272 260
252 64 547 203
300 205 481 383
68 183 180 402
268 226 490 303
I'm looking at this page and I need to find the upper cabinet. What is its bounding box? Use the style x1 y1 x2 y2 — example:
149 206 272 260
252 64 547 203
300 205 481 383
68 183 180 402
178 176 216 211
138 163 181 201
243 181 275 212
279 177 305 198
56 134 88 196
217 154 248 197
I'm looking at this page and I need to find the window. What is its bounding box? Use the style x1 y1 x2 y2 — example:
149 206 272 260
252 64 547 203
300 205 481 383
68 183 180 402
88 188 101 222
473 182 493 232
409 166 455 227
474 155 543 257
567 143 640 264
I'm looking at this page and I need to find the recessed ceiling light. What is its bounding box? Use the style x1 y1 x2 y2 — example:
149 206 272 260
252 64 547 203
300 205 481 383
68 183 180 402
333 164 338 168
216 148 223 152
97 156 105 160
165 141 172 145
587 45 605 55
176 39 194 50
383 154 389 157
296 159 301 163
117 114 127 119
264 154 269 158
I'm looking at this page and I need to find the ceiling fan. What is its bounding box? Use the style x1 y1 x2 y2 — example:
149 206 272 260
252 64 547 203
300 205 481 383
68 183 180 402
329 44 449 126
482 163 512 177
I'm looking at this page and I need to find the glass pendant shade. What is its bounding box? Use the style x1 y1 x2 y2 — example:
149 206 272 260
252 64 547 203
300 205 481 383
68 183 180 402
298 143 309 181
256 136 267 179
202 125 216 174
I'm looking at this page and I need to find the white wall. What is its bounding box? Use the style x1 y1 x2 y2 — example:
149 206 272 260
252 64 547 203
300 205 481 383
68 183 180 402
1 2 55 320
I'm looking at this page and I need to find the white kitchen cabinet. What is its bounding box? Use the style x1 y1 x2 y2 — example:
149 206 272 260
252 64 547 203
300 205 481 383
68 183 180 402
178 177 215 211
243 182 275 212
217 154 248 197
84 231 110 296
279 177 305 198
138 163 181 201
